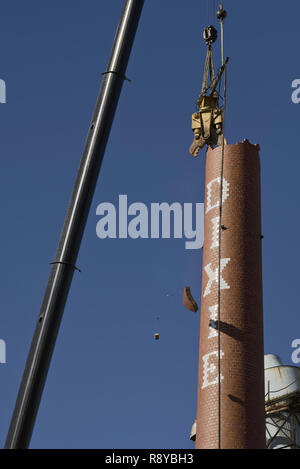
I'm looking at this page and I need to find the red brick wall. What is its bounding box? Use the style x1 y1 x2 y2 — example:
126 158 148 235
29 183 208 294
196 141 265 449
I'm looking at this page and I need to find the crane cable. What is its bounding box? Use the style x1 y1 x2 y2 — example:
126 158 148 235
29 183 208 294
216 0 227 450
206 0 209 25
201 0 228 449
206 0 216 26
218 1 226 65
217 64 227 450
220 16 224 64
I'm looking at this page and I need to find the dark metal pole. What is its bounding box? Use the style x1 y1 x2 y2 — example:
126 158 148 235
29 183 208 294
5 0 144 449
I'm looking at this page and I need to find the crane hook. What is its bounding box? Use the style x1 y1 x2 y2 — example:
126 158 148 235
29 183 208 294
217 3 227 22
203 25 218 47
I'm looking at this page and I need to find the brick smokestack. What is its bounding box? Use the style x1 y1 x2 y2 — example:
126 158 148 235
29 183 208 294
196 140 265 449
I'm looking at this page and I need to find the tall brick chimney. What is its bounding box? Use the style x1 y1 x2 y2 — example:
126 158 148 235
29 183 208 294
196 140 265 449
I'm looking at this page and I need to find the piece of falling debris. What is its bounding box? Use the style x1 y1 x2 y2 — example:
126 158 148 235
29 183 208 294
154 333 159 341
183 287 198 312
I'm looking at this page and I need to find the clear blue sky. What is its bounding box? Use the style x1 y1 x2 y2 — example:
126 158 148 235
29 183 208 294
0 0 299 449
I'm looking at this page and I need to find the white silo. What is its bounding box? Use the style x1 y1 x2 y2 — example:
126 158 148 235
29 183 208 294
265 354 300 449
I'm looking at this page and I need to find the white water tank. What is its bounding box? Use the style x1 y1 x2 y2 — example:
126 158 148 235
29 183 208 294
265 354 300 449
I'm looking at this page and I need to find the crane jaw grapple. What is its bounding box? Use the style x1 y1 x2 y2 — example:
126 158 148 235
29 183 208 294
190 96 224 157
189 24 228 157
